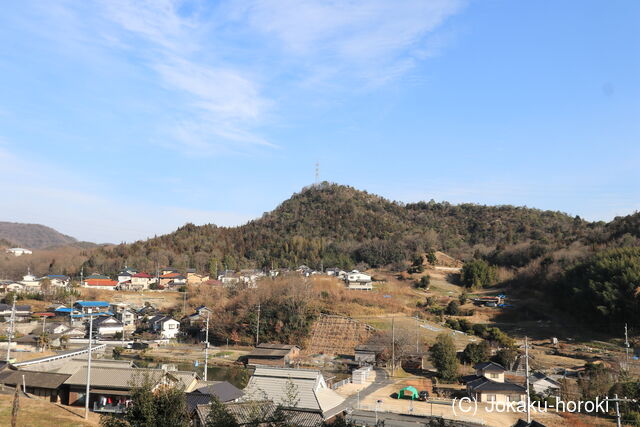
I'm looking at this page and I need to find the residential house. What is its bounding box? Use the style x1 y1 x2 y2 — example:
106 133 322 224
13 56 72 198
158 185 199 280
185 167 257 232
0 303 31 320
0 369 70 402
91 316 124 338
117 267 137 284
149 315 181 339
245 343 301 367
187 269 210 285
325 268 346 278
0 281 24 294
15 333 64 350
345 270 373 290
84 274 118 290
161 267 180 275
296 265 315 277
241 367 345 422
131 272 155 290
529 372 561 396
193 401 324 427
63 366 199 412
42 322 85 339
238 269 265 288
45 275 70 288
184 306 213 326
115 308 137 329
217 270 239 286
185 381 243 416
158 272 186 288
73 301 111 316
20 271 41 292
464 362 527 403
6 247 32 256
354 344 386 366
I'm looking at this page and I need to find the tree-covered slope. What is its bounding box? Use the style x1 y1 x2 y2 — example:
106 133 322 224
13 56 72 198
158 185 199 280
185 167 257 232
84 183 593 274
0 221 78 249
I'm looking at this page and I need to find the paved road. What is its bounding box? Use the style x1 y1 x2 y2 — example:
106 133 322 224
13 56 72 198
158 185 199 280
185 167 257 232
340 368 392 411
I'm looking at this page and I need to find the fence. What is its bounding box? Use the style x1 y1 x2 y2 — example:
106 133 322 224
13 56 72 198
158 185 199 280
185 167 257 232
331 378 351 390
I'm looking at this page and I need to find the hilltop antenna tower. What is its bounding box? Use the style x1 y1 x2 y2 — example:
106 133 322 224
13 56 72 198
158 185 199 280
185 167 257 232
315 162 320 185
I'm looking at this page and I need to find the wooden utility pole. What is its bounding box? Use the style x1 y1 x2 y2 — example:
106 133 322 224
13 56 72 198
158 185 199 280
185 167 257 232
525 336 531 424
10 385 19 427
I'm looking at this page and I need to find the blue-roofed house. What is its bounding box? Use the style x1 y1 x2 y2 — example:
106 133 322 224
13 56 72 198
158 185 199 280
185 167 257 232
73 301 111 319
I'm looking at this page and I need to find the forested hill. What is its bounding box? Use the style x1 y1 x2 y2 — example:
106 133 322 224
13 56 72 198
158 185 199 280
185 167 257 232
84 183 596 275
0 221 79 249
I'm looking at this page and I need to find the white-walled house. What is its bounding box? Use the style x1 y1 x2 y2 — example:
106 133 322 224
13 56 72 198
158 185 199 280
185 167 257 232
345 270 373 290
149 315 181 339
464 362 527 403
91 316 124 338
20 272 41 292
45 275 70 288
131 272 155 290
6 248 32 256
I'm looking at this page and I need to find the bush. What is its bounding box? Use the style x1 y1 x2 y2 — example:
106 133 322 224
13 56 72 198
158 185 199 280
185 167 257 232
445 300 460 315
415 275 430 289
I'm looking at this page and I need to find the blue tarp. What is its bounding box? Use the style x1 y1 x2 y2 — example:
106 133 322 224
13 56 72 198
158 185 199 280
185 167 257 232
74 301 110 308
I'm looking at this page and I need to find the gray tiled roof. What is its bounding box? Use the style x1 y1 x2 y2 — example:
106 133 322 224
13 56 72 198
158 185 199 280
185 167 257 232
242 367 344 417
64 366 198 391
196 402 324 427
0 369 70 389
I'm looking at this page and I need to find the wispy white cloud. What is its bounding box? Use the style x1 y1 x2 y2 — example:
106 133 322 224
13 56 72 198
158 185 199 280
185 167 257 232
229 0 465 86
6 0 466 155
95 0 273 154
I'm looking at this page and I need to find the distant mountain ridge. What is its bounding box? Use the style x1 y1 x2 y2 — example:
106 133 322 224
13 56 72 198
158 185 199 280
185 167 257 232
0 221 79 249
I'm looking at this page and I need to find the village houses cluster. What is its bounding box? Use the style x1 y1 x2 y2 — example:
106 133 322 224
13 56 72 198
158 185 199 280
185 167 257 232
0 264 375 295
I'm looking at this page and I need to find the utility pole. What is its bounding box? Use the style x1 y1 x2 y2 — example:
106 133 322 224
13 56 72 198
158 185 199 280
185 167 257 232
40 315 47 352
255 303 261 346
415 316 419 353
5 299 16 362
182 289 187 315
525 336 531 424
204 312 210 381
624 323 630 372
606 394 638 427
84 309 94 419
391 316 396 377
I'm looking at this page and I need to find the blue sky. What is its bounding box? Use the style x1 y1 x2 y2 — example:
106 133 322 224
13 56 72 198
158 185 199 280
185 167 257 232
1 0 638 243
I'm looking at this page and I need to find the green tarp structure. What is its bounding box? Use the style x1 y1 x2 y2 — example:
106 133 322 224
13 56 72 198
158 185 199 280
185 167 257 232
397 386 419 400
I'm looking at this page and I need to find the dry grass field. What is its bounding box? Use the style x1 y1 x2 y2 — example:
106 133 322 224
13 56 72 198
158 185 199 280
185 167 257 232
0 393 100 427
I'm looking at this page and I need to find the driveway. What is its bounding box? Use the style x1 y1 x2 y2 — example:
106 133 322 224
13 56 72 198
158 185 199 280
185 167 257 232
339 368 392 411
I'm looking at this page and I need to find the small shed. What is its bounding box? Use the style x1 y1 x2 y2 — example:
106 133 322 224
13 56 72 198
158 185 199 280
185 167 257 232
397 386 419 400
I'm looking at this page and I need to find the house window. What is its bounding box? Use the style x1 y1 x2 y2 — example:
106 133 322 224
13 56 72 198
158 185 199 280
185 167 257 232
489 373 499 379
486 394 496 402
508 395 522 402
169 324 175 329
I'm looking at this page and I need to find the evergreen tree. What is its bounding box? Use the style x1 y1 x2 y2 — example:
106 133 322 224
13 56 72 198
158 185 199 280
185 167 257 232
429 333 459 381
205 396 239 427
